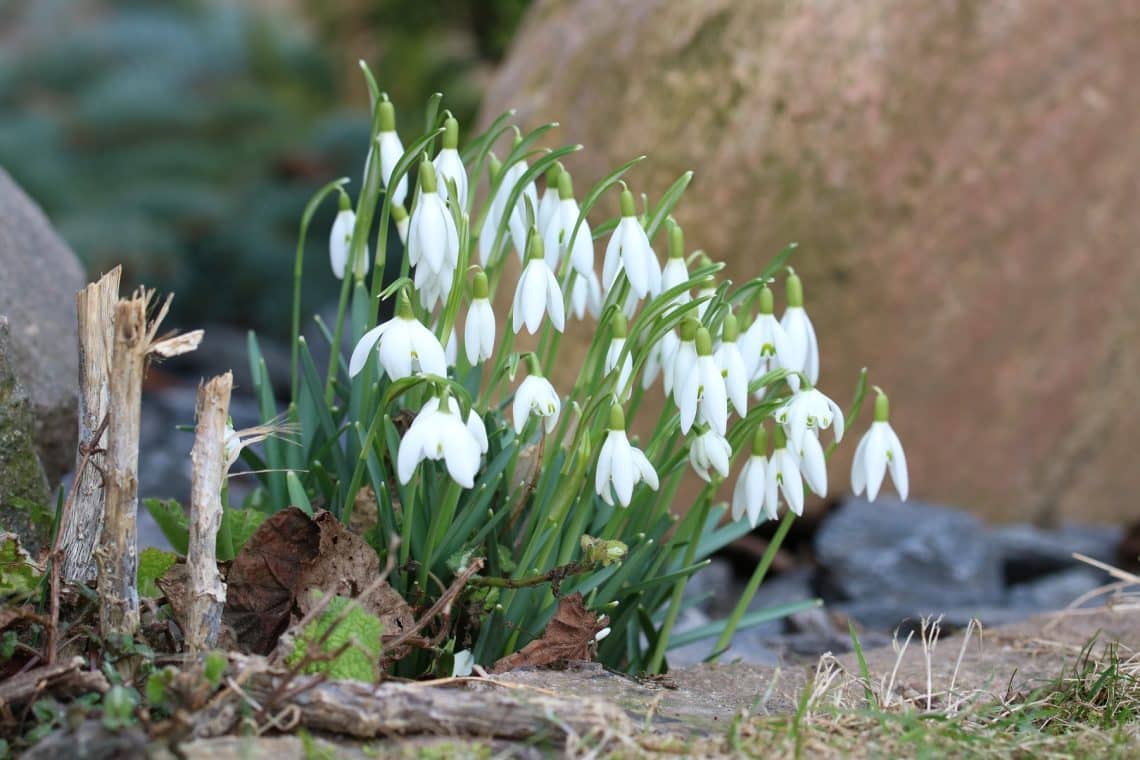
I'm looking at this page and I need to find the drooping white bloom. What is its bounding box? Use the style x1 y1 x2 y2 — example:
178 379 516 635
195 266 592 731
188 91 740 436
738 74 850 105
732 447 769 527
511 231 565 334
666 325 697 400
602 187 661 300
740 290 793 384
376 99 408 207
715 313 749 417
767 433 804 517
569 269 604 320
689 428 732 483
643 329 680 391
512 371 561 434
595 404 659 507
348 291 448 379
433 115 468 209
780 271 819 386
407 161 459 276
774 386 844 451
537 164 562 237
603 314 634 400
479 154 538 264
397 395 481 488
660 220 690 309
542 169 594 275
413 257 453 311
851 391 909 501
677 327 728 435
451 650 475 677
797 430 828 498
464 272 496 365
329 205 369 280
466 407 488 455
392 203 410 245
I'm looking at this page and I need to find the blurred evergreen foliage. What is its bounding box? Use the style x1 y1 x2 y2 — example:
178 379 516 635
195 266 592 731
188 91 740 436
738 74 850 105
0 0 368 336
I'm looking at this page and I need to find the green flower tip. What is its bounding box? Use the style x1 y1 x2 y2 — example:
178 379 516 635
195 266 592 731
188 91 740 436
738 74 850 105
695 326 713 356
557 168 574 200
418 159 438 193
679 317 700 342
545 161 562 184
722 311 738 342
619 187 636 217
610 311 627 339
337 190 352 212
442 115 460 150
751 425 768 457
472 271 489 300
526 352 544 377
758 284 775 315
488 153 502 182
608 401 626 431
511 127 523 148
396 287 415 319
873 387 891 422
667 219 684 259
378 98 396 132
391 202 408 222
786 271 804 308
525 226 544 261
772 424 787 450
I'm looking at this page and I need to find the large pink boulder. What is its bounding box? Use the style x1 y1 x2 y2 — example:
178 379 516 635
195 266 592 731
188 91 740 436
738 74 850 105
481 0 1140 523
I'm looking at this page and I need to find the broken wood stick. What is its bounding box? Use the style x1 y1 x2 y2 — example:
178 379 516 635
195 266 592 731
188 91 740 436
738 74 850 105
61 267 120 583
186 372 232 654
96 289 203 641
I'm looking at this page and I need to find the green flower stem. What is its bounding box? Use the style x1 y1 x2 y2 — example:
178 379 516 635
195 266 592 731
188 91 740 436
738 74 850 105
418 479 462 588
323 261 356 405
707 510 794 661
646 490 712 673
468 558 600 590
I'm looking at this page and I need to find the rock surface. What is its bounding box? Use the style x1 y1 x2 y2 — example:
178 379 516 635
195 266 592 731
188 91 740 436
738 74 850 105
0 317 52 556
0 168 86 482
482 0 1140 523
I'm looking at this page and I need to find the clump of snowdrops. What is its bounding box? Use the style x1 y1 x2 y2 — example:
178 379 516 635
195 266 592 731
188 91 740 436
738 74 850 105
239 66 909 674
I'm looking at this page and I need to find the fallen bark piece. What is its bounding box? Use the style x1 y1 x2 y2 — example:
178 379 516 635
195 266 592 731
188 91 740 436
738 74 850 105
491 593 610 673
227 655 633 743
0 656 109 709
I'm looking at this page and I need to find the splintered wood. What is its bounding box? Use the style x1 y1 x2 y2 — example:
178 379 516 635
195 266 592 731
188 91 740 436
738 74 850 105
187 372 232 654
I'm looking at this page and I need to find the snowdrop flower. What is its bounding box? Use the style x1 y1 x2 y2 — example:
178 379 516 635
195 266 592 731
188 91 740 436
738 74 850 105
348 289 448 379
444 326 457 366
689 427 732 483
677 327 728 435
569 268 604 320
852 389 909 501
666 319 698 399
376 97 408 207
512 228 565 334
739 284 792 384
732 427 769 526
329 193 369 280
433 114 468 209
397 393 481 488
797 430 827 498
512 356 561 434
603 312 634 400
660 220 691 309
767 426 804 517
595 403 659 507
602 186 661 301
775 385 844 451
451 649 475 677
715 312 749 417
643 328 680 391
542 169 594 275
537 163 562 236
479 149 538 264
780 270 819 387
407 160 460 276
392 202 410 245
464 271 495 365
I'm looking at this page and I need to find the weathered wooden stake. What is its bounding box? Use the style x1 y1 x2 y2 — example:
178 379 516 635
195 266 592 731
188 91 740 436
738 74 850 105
61 267 120 582
96 289 203 641
187 372 232 654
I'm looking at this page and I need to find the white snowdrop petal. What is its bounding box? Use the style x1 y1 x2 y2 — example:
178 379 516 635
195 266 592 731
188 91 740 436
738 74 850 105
886 424 909 500
348 324 387 378
864 425 889 502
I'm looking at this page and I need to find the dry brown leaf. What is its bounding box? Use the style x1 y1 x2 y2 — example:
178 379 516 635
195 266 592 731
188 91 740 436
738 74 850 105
491 593 609 673
222 507 320 654
296 511 414 641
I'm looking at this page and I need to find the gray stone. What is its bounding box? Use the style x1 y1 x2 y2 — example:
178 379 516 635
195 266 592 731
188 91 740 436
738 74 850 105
992 523 1123 583
1007 567 1108 611
0 168 86 483
815 499 1004 610
0 317 52 556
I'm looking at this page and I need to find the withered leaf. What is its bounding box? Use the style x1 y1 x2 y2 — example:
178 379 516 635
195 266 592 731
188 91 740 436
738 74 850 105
491 593 609 673
295 511 414 643
222 507 320 654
